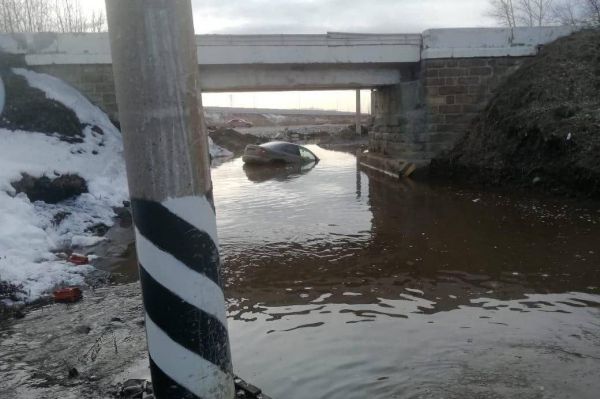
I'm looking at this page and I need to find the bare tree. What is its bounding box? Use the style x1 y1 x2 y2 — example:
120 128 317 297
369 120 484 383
583 0 600 24
488 0 518 27
552 0 600 26
516 0 554 26
0 0 106 33
489 0 556 26
553 0 582 25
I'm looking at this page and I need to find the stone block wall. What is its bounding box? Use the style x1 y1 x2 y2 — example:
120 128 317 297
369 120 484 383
421 57 525 155
369 56 526 163
369 80 427 160
31 64 119 122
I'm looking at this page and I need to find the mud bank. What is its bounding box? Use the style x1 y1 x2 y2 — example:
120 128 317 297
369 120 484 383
0 283 146 398
209 128 267 155
211 124 368 156
0 282 270 399
431 30 600 198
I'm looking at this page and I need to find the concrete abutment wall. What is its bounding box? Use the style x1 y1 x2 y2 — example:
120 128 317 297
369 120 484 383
370 80 427 160
369 56 527 164
365 26 575 172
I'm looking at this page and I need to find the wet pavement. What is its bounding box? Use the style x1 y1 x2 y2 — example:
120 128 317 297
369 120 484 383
2 145 600 398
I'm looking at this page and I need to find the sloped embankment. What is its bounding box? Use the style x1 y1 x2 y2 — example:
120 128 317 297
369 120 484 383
0 67 128 302
431 30 600 197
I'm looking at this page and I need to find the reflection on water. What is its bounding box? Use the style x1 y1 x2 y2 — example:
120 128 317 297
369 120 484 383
211 145 600 399
242 162 317 183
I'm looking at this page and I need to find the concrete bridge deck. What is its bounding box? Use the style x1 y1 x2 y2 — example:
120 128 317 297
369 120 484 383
0 27 573 92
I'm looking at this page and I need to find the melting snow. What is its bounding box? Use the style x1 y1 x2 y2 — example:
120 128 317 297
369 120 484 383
0 69 230 301
0 69 127 300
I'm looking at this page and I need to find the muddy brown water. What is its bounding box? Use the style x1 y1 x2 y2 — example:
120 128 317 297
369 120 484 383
108 145 600 399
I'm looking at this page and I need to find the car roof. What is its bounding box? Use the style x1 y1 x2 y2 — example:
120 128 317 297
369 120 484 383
260 141 294 149
259 141 319 158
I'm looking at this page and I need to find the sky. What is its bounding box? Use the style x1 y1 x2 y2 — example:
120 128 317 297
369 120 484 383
90 0 495 112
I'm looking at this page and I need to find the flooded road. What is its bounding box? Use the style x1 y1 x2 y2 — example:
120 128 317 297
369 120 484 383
212 145 600 399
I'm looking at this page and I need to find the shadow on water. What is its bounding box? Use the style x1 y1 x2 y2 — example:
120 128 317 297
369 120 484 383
103 145 600 399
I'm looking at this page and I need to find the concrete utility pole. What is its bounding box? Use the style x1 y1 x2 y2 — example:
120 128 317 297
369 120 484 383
355 89 361 135
105 1 234 398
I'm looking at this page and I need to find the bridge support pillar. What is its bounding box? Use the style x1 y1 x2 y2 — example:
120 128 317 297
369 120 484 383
369 81 428 163
355 89 361 135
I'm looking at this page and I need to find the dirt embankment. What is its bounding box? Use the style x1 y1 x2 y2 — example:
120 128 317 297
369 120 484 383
431 30 600 197
0 283 146 399
209 128 267 154
0 69 84 142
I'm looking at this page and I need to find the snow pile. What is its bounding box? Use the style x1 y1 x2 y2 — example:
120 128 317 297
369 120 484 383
0 69 230 301
0 69 128 300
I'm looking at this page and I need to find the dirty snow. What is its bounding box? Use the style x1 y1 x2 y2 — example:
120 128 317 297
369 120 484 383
0 69 230 301
0 70 127 300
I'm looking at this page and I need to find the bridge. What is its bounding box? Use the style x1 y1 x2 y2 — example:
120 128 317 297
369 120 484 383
0 26 575 172
0 31 424 91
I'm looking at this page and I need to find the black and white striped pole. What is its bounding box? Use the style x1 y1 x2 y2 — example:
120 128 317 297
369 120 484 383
105 1 234 398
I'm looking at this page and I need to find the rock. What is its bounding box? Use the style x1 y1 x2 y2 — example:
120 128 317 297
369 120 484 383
144 381 153 394
11 173 88 204
74 325 91 334
120 379 146 398
52 211 71 226
13 309 25 319
68 367 79 378
85 223 110 237
90 125 105 136
113 206 132 228
235 376 269 398
133 317 145 327
114 377 270 399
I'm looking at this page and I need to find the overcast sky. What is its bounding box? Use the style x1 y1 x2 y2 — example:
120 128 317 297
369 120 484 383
93 0 495 111
189 0 493 34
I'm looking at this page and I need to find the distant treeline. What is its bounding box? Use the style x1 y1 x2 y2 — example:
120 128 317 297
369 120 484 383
0 0 105 33
488 0 600 27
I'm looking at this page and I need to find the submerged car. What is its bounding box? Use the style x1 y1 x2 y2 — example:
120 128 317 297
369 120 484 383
242 141 320 165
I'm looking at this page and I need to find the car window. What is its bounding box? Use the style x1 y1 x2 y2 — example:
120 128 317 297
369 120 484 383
299 147 316 161
282 144 300 156
261 142 301 156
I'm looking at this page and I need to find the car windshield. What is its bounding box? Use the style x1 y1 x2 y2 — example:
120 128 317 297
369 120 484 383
299 147 316 161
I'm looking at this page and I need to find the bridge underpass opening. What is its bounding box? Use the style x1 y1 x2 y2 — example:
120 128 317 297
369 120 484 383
202 90 371 115
202 89 373 140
